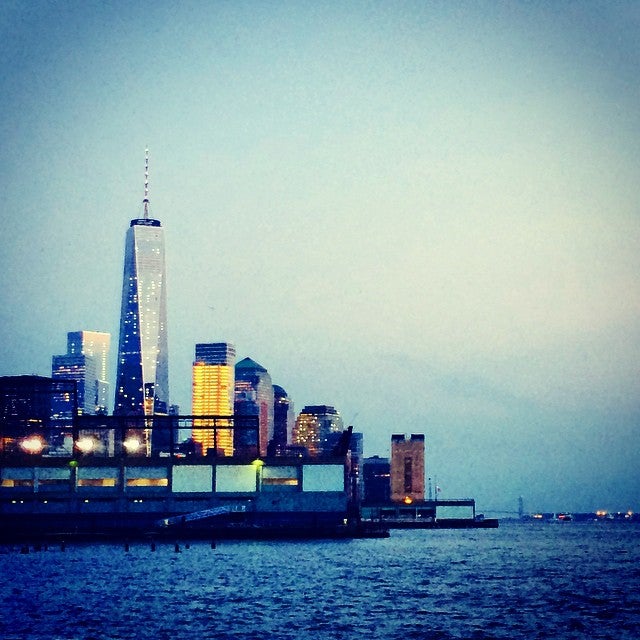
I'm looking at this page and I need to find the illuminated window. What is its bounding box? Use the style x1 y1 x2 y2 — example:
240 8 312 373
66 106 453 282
77 478 117 487
126 478 168 487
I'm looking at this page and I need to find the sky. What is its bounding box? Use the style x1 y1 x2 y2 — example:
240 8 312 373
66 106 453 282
1 1 639 514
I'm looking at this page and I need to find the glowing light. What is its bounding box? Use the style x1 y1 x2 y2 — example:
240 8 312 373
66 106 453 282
20 435 45 455
252 459 264 467
123 437 142 453
403 496 413 504
75 437 95 454
596 510 608 518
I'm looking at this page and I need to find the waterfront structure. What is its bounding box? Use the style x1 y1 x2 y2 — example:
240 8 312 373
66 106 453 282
0 375 76 454
390 434 425 502
234 358 274 457
292 405 344 457
114 152 169 453
270 384 294 455
52 331 110 415
192 343 236 456
0 413 352 539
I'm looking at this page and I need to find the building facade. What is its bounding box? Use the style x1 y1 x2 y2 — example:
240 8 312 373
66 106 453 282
270 384 294 455
390 433 425 503
234 357 274 457
192 343 236 456
53 331 110 415
362 456 391 504
114 159 169 422
52 354 97 416
292 405 344 457
67 331 110 413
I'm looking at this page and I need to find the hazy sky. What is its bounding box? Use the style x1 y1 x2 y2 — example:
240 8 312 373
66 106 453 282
1 1 639 514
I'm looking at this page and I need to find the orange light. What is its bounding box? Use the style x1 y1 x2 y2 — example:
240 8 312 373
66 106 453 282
403 496 413 504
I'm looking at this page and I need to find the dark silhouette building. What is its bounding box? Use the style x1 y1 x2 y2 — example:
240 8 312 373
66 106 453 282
234 357 274 457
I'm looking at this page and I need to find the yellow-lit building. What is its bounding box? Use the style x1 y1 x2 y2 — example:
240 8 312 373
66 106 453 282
293 405 343 457
191 343 235 456
390 433 425 503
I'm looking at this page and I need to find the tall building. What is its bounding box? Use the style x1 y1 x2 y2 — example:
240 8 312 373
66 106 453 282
234 357 274 457
52 353 97 416
362 456 391 504
270 384 294 455
114 151 169 428
67 331 110 413
53 331 110 415
390 433 425 503
292 405 344 457
192 342 235 456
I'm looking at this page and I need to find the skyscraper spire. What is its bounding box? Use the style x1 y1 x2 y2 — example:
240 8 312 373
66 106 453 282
143 147 150 219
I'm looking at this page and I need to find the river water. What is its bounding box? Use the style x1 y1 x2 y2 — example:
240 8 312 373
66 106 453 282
1 522 638 639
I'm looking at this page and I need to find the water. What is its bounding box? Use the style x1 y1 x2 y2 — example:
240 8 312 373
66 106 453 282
1 522 639 639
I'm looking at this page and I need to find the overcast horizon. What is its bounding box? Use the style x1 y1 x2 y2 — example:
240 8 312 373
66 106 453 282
1 1 639 514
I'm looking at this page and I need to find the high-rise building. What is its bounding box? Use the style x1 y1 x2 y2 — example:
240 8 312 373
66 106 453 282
52 353 97 416
390 433 425 503
292 405 344 457
114 151 169 427
192 342 235 456
362 456 391 504
53 331 110 415
234 357 273 457
270 384 294 455
67 331 110 413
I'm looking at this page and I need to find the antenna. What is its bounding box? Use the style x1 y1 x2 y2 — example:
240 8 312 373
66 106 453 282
143 147 150 219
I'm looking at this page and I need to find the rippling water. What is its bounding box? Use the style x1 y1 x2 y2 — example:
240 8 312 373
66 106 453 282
1 522 639 639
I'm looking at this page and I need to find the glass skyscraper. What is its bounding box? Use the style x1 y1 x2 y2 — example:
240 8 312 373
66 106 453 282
54 331 110 415
234 357 274 457
192 342 235 456
114 160 169 434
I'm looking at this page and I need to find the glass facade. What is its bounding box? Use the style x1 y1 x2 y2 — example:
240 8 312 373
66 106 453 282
292 405 343 457
271 384 294 455
114 217 169 421
191 343 235 456
52 354 97 416
234 358 273 457
53 330 110 416
67 331 110 414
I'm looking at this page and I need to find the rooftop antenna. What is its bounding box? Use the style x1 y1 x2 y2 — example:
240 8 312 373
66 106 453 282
143 147 150 219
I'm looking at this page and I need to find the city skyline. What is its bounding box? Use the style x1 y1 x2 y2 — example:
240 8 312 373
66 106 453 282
1 2 638 513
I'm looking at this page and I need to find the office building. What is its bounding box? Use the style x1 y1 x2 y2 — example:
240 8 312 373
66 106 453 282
362 456 391 504
234 357 273 457
52 331 110 415
292 405 344 457
114 152 169 427
390 433 425 502
270 384 294 455
67 331 110 413
192 342 235 456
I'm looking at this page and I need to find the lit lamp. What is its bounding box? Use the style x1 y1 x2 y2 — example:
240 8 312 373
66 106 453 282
123 437 142 454
20 435 45 455
75 436 96 454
